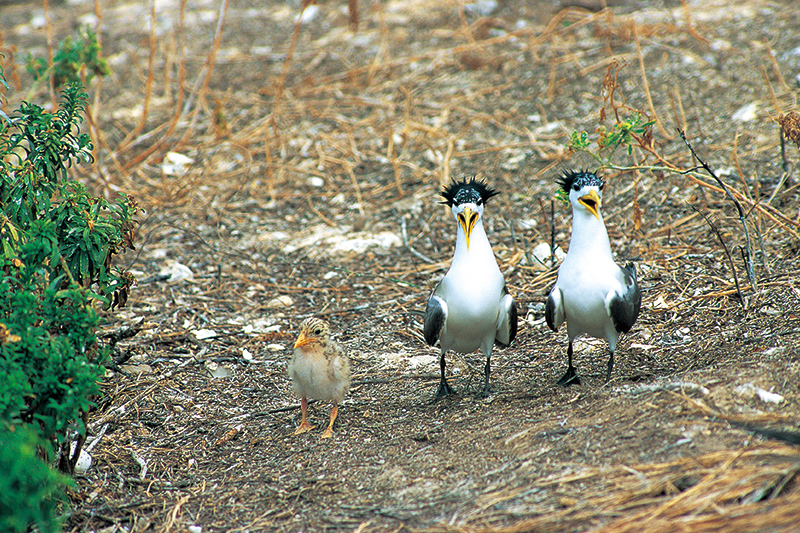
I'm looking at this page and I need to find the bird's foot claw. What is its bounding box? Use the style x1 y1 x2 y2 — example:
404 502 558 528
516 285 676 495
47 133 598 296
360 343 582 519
293 422 315 435
556 366 581 387
320 428 333 439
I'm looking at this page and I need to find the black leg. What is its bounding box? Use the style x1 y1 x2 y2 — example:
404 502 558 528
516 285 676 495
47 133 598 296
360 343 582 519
557 341 581 387
434 351 455 400
605 349 615 383
480 352 491 397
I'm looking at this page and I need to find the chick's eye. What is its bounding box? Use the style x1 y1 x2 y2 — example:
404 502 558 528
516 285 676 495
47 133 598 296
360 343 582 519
314 328 322 335
572 184 580 191
600 183 605 190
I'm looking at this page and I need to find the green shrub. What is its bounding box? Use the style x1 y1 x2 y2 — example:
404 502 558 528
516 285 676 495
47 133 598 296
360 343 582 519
0 245 104 448
0 81 138 308
0 425 72 533
0 59 137 530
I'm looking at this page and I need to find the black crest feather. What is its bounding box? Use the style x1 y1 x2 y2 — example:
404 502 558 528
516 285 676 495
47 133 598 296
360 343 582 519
556 169 604 193
439 177 500 207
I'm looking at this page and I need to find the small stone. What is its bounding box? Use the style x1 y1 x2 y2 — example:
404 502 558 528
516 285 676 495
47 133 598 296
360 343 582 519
266 295 294 308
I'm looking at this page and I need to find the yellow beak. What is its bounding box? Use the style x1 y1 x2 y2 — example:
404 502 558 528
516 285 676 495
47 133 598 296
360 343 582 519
457 206 479 250
294 332 312 348
578 189 601 220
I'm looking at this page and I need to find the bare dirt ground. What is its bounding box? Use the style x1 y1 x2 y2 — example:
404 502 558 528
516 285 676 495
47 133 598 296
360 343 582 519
4 0 800 531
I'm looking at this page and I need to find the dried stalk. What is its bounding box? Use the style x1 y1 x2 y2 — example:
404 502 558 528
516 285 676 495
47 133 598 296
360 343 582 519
401 218 435 264
117 0 158 151
120 0 188 172
690 206 745 308
680 130 758 292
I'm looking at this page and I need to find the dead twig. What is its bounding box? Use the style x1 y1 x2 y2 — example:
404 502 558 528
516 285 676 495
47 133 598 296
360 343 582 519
88 356 198 432
401 217 435 264
680 130 758 292
690 205 746 308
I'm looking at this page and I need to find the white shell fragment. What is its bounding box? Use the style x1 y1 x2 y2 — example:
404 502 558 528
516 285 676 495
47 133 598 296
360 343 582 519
731 103 757 122
159 261 194 283
193 329 218 340
531 242 565 269
205 361 232 379
266 295 294 309
734 383 784 404
242 318 281 335
297 4 318 23
755 388 784 404
162 151 195 175
74 448 92 473
465 0 498 16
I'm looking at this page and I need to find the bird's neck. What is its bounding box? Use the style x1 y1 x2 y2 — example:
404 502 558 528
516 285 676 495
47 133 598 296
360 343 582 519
569 209 613 258
454 221 493 260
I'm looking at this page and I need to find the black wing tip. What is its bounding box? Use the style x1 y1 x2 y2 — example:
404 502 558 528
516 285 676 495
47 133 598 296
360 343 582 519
440 176 500 206
494 288 518 348
544 291 559 332
506 299 518 345
610 263 642 334
423 297 446 347
556 169 604 194
624 262 638 282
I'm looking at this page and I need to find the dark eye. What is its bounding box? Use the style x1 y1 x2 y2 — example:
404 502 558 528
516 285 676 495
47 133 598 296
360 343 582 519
600 183 605 190
572 184 580 191
314 328 322 335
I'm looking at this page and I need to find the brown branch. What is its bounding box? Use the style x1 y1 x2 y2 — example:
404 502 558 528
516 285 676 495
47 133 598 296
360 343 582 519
690 206 745 308
680 130 758 291
118 0 158 151
633 22 670 139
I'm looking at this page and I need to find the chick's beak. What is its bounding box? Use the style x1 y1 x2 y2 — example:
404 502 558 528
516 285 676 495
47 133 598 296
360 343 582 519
294 332 312 348
457 206 479 250
578 189 602 220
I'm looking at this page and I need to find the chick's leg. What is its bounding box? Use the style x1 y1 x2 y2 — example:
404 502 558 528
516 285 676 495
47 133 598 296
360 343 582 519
293 397 315 435
321 403 338 439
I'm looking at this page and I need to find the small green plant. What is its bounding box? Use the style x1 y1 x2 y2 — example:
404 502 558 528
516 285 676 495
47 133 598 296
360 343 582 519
26 26 110 89
568 111 655 166
558 112 652 208
566 59 656 172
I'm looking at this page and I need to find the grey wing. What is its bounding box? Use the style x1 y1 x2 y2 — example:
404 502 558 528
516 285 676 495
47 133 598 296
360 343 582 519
545 285 565 332
608 262 641 333
495 285 517 348
423 294 447 347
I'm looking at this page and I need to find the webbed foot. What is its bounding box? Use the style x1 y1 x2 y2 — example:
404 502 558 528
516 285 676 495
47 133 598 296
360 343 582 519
434 377 455 401
556 364 581 387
